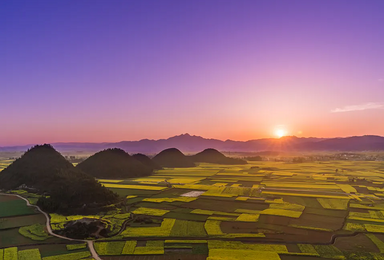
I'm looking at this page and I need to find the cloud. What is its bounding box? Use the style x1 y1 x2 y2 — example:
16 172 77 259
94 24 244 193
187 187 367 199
331 102 383 113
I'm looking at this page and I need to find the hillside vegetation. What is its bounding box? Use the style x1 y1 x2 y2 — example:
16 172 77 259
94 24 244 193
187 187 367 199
132 153 162 170
152 148 195 168
0 144 118 213
77 148 153 179
191 148 247 165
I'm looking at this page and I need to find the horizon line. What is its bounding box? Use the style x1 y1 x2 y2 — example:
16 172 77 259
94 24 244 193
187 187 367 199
1 133 383 148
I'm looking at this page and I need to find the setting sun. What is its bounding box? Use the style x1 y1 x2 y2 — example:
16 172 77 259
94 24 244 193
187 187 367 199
275 129 287 138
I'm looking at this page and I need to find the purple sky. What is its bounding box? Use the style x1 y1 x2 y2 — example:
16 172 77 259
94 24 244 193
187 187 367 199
1 0 384 146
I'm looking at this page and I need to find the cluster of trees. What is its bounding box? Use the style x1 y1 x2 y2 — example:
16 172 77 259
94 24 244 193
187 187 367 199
59 219 108 239
0 144 118 214
292 157 306 163
77 148 156 179
191 148 247 165
243 156 263 161
153 148 195 167
151 148 248 168
0 145 250 214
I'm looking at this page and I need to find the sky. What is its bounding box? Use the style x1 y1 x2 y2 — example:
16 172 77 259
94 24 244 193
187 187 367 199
1 0 384 146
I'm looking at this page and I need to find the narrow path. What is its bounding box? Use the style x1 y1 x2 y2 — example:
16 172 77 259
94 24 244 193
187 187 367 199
0 193 102 260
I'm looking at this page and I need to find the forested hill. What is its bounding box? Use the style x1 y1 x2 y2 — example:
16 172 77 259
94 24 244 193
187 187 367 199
76 148 153 179
153 148 195 168
191 148 247 164
0 144 118 214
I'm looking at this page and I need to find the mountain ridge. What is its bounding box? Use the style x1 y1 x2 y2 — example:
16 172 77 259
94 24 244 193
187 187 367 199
1 134 384 153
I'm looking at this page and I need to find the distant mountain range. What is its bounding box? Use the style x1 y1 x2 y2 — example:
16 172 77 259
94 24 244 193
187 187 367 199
1 134 384 153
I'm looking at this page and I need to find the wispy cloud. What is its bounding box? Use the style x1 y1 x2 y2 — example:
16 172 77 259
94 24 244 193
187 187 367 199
331 102 383 113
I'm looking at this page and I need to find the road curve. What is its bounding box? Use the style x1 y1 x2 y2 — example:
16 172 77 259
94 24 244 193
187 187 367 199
0 193 102 260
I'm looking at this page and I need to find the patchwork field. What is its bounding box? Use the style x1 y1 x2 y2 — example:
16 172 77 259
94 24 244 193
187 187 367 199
2 159 384 259
0 193 94 260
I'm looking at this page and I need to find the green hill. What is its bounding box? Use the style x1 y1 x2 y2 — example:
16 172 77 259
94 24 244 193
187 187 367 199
0 144 118 213
132 153 162 170
152 148 195 168
77 148 153 179
191 148 247 164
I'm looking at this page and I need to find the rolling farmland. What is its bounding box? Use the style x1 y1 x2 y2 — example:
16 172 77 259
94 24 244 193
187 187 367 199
2 159 384 259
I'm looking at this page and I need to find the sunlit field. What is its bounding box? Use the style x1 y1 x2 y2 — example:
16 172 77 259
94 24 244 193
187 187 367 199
2 158 384 259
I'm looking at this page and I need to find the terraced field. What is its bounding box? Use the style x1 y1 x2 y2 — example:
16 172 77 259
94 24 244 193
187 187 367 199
2 159 384 259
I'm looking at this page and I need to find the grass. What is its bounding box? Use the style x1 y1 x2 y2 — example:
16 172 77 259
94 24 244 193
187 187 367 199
191 209 239 217
66 244 87 251
134 241 164 255
41 251 91 260
207 240 288 260
173 184 213 190
260 208 302 218
317 198 349 210
98 179 123 183
298 244 319 255
204 223 264 238
289 224 333 232
18 249 41 260
344 222 366 231
4 247 18 260
208 240 287 252
269 202 305 211
142 197 197 203
169 220 207 237
337 184 357 193
165 240 207 243
94 241 125 255
132 207 169 216
50 214 99 231
366 234 384 253
102 183 167 190
0 199 36 218
261 182 340 190
121 218 176 237
112 213 131 219
207 249 281 260
122 241 137 254
262 191 350 199
208 216 236 221
235 209 261 214
0 214 45 230
235 213 260 222
204 220 224 236
19 224 50 240
313 245 345 259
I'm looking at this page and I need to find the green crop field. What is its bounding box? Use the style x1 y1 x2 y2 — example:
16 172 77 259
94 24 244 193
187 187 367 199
0 189 93 260
92 160 384 258
0 198 37 218
3 158 384 259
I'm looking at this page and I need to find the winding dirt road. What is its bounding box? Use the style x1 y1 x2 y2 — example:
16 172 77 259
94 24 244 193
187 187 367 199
0 193 102 260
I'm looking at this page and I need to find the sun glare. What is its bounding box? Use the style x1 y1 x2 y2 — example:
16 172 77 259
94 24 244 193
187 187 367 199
275 129 287 138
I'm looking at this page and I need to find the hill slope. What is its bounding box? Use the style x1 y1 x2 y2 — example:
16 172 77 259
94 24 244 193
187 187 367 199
132 153 162 170
191 148 247 164
152 148 195 168
0 144 118 213
77 148 153 179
